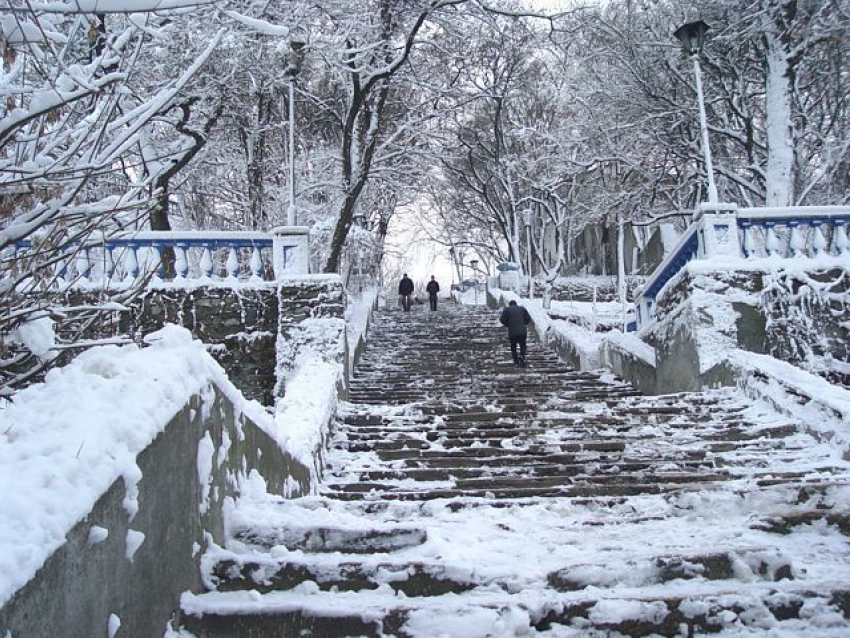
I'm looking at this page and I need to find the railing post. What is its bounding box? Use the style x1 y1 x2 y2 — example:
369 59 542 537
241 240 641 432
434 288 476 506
271 226 310 278
695 203 740 258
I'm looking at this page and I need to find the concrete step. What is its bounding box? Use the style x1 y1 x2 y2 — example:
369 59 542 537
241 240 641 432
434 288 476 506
179 586 850 637
207 555 481 597
231 524 428 554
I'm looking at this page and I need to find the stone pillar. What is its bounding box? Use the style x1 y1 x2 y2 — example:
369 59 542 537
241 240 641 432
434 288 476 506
695 203 740 259
272 226 310 277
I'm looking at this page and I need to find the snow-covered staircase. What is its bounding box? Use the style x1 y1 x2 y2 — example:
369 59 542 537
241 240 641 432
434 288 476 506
178 303 850 637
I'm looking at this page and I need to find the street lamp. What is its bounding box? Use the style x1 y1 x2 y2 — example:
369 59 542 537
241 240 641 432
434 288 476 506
284 37 306 226
470 259 479 304
523 209 533 299
674 20 718 204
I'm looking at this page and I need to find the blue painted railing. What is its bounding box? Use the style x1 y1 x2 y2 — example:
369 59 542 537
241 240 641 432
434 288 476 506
635 205 850 330
11 231 299 284
738 207 850 258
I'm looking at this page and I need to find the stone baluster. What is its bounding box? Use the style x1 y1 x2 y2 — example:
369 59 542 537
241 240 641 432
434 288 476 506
75 248 91 282
54 256 67 285
834 221 849 255
788 222 804 257
200 245 213 278
811 222 827 256
123 246 139 280
764 223 780 256
103 247 115 282
226 247 239 280
250 246 263 280
741 223 754 258
148 245 164 280
174 246 188 279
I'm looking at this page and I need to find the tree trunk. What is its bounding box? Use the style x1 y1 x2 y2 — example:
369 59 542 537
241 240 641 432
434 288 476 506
763 1 797 207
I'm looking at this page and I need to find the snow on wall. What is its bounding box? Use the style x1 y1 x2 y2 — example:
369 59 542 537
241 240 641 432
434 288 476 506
731 350 850 454
0 325 268 609
273 276 349 483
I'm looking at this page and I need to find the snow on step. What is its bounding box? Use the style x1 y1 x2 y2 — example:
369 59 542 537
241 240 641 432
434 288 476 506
178 303 850 636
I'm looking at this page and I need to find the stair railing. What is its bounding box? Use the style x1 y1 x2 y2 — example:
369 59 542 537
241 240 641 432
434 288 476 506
8 229 306 287
635 205 850 330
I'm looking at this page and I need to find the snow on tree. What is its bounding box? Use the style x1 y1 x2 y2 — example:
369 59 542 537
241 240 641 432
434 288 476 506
0 1 221 392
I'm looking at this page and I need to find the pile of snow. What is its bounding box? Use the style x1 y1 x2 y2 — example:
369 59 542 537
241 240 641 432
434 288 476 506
0 325 266 609
272 358 340 479
345 286 379 358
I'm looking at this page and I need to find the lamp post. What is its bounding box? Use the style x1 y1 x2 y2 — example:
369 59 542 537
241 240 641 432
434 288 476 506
284 38 306 226
523 209 533 299
470 259 479 304
674 20 718 204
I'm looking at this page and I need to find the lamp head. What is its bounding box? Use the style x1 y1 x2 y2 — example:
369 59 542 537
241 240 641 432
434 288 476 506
284 37 307 78
674 20 710 56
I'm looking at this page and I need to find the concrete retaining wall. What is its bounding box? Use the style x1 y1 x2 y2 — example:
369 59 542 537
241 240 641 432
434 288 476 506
0 384 311 637
599 339 657 395
649 265 848 392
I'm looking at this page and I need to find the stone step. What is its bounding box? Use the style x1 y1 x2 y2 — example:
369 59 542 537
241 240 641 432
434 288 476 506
334 459 719 482
366 439 629 458
322 475 850 502
204 546 793 601
325 470 731 495
369 449 706 467
231 524 428 554
179 585 850 638
207 555 481 597
320 480 726 501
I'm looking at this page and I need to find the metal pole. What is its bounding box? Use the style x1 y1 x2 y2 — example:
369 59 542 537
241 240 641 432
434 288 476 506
526 222 533 299
692 55 718 204
287 78 297 226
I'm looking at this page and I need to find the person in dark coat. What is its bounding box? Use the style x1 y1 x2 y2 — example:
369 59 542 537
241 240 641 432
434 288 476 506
499 299 532 366
426 275 440 311
398 273 414 311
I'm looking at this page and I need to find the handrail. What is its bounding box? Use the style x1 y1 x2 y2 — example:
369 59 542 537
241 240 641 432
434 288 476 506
8 229 305 284
640 222 700 300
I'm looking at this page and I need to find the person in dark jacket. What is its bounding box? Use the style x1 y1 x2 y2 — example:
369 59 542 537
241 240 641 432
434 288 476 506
426 275 440 311
398 273 414 311
499 300 532 366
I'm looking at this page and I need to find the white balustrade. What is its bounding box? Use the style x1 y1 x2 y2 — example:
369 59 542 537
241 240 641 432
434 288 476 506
637 205 850 331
